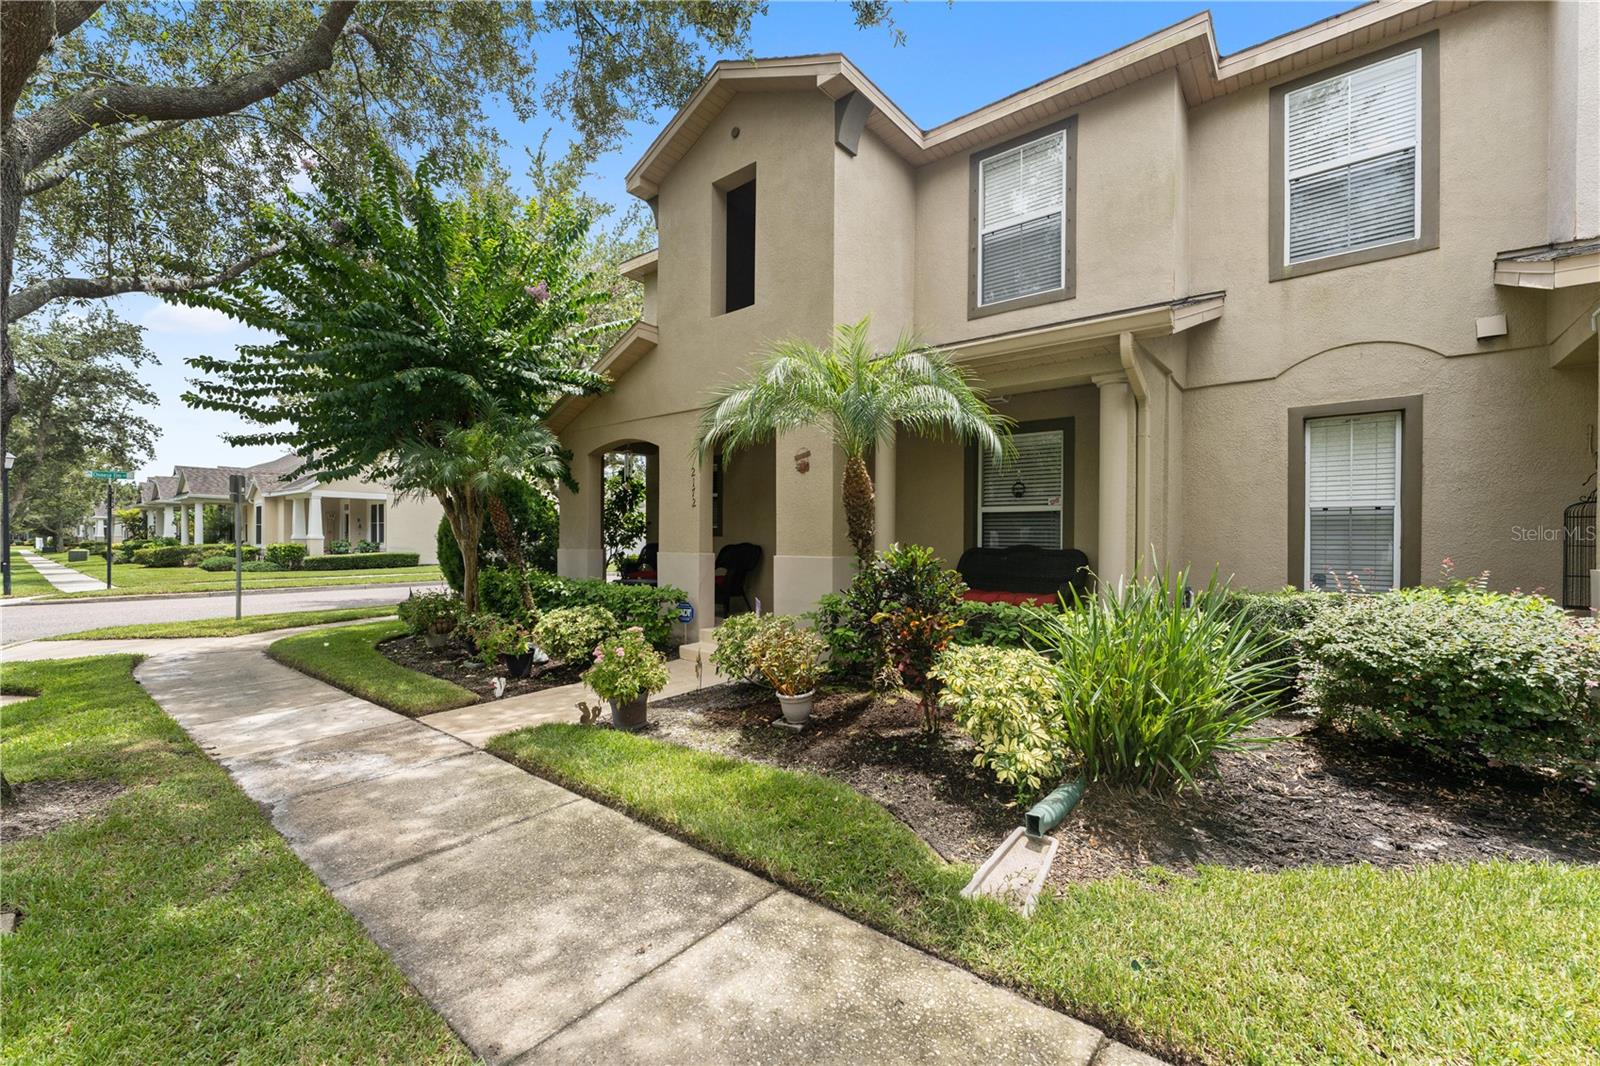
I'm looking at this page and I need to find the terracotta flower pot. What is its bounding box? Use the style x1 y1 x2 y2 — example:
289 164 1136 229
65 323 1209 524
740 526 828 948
777 690 815 725
609 693 649 731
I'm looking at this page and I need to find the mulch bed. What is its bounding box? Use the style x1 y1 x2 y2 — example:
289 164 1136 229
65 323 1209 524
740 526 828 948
377 634 586 701
648 684 1600 883
1 778 127 843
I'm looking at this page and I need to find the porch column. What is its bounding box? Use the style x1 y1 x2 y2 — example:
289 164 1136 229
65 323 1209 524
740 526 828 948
773 427 854 615
1093 372 1136 589
291 496 306 538
193 503 205 544
557 451 605 580
178 504 189 545
654 423 716 641
874 430 896 552
644 451 660 545
304 492 325 555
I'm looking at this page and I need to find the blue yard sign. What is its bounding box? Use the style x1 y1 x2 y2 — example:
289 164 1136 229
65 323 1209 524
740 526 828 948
677 601 696 624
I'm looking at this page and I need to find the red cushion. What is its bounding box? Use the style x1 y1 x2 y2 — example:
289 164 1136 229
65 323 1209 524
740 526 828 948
633 567 657 581
714 573 725 588
961 589 1048 606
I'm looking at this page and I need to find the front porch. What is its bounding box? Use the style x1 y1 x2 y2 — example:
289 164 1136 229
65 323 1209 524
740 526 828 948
554 299 1213 637
256 491 391 555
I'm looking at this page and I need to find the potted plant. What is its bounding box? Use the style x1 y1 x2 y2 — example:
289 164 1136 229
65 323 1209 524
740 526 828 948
584 627 670 730
475 613 543 679
397 590 461 649
748 617 829 725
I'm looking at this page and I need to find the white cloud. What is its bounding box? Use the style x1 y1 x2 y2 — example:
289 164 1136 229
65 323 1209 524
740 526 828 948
140 302 239 335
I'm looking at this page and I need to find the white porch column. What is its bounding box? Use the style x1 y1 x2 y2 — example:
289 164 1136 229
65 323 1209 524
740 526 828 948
178 504 189 545
291 497 307 538
304 492 325 555
874 430 896 552
1093 372 1136 590
193 503 205 544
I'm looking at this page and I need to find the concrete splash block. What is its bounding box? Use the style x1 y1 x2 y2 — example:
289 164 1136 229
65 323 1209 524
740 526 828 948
961 827 1058 916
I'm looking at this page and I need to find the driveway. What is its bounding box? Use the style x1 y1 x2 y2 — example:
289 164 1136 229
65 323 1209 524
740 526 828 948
0 583 437 644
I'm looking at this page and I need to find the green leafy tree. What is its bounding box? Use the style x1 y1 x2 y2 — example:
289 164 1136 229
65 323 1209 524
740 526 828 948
5 309 158 542
696 318 1013 562
183 147 610 611
603 453 649 572
116 506 148 541
437 479 558 589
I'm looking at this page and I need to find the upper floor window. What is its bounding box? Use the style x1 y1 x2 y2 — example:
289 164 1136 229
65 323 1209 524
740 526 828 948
1270 34 1437 280
969 117 1076 318
714 166 756 315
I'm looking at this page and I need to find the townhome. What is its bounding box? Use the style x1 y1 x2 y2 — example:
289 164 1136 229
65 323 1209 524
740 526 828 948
550 0 1599 637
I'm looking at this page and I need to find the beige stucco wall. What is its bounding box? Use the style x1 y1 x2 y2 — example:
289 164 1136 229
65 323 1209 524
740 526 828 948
715 439 776 610
561 0 1592 611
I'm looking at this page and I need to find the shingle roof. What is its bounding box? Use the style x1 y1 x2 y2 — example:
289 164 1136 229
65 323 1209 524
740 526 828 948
140 475 178 504
171 454 309 498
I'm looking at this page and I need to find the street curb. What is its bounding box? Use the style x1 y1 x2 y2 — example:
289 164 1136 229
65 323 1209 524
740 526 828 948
1 580 446 608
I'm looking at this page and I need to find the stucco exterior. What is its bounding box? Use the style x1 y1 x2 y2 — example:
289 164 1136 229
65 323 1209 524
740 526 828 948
554 0 1600 633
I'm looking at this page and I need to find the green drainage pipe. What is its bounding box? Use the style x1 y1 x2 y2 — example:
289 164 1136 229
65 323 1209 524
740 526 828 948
1025 777 1086 837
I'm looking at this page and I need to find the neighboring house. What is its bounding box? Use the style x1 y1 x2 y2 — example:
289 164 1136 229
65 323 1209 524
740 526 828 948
550 0 1600 637
72 514 126 542
138 454 443 562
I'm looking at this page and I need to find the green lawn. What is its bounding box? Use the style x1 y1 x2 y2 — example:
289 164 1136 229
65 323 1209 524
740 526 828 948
490 725 1600 1066
41 552 443 597
0 656 472 1063
47 605 401 640
268 620 477 716
3 548 56 598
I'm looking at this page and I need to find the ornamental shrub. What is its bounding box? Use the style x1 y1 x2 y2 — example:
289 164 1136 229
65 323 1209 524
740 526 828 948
239 559 283 572
933 644 1065 800
1032 571 1288 790
532 605 618 663
709 612 783 686
472 614 536 667
584 627 670 704
329 539 352 555
356 539 380 553
1218 586 1337 696
523 571 685 648
132 544 188 568
747 617 828 696
264 542 308 570
301 551 419 571
1299 587 1600 779
437 480 558 591
397 590 461 636
197 555 237 572
951 599 1053 649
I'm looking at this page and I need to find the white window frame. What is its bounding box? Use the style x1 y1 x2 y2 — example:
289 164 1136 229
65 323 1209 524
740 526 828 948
1282 48 1422 268
977 429 1065 549
976 129 1068 308
369 502 386 546
253 504 263 546
1303 412 1402 592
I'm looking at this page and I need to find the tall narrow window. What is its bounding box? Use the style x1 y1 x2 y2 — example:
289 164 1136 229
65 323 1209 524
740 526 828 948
1285 49 1421 265
369 502 386 546
978 430 1065 548
254 505 263 545
1305 411 1400 591
976 127 1068 309
723 178 755 313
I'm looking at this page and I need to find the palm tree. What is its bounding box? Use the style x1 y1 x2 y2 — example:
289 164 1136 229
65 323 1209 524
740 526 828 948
395 411 572 613
696 318 1012 562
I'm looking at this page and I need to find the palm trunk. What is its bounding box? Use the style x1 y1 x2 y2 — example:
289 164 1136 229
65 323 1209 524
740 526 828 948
842 453 876 563
440 490 485 614
488 493 534 613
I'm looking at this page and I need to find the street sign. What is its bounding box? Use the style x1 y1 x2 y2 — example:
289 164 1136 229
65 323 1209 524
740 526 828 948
89 469 129 480
228 473 246 503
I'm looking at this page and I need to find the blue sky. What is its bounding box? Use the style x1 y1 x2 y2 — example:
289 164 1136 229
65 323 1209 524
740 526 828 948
121 0 1358 479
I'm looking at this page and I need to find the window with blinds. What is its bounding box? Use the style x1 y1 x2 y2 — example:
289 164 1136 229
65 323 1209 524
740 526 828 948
1305 411 1400 591
978 430 1065 549
1285 49 1421 265
978 130 1067 306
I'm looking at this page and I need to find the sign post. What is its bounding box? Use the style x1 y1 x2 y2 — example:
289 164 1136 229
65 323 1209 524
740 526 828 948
229 474 246 620
89 469 129 590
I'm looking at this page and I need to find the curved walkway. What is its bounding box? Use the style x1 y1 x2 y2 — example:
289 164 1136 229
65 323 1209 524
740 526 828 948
6 631 1163 1066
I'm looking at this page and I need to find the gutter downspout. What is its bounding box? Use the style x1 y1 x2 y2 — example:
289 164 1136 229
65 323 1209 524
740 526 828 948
1119 332 1152 573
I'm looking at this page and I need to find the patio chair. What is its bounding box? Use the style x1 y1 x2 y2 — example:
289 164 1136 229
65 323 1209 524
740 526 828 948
714 541 763 614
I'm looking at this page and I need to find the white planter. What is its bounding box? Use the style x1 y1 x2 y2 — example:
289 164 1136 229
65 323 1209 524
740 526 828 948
777 690 815 726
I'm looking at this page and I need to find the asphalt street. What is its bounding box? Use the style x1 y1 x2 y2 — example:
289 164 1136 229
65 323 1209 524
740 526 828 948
0 583 441 645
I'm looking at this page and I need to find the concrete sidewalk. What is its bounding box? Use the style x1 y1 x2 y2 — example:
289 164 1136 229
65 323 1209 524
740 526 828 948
22 634 1161 1065
16 549 111 593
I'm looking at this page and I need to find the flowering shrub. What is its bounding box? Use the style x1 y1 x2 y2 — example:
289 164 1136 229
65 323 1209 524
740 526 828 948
533 605 618 663
584 627 670 704
473 614 537 667
932 644 1064 800
746 617 828 696
1299 587 1600 778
